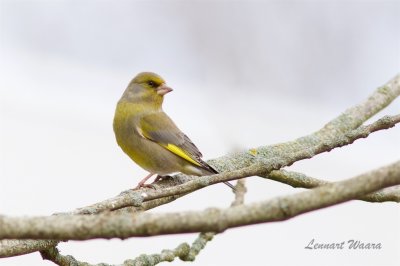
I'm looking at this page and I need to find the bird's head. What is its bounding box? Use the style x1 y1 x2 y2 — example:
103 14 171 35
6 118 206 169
121 72 173 109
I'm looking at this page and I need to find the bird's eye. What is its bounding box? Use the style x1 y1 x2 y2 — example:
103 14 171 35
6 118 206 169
147 80 156 87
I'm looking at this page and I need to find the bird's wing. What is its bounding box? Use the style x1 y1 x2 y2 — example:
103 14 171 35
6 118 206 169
138 112 205 167
139 112 235 189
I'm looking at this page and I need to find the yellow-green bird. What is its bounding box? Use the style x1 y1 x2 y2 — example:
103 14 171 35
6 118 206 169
113 72 235 190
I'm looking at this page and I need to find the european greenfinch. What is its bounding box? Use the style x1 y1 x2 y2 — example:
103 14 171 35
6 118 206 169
113 72 235 190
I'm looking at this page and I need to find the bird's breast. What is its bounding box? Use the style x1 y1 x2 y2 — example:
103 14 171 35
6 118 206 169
113 102 172 174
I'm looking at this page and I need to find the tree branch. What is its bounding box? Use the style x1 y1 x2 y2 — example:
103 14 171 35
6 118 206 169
40 242 192 266
135 114 400 200
1 161 399 240
40 181 248 266
63 113 400 219
263 170 400 202
39 232 216 266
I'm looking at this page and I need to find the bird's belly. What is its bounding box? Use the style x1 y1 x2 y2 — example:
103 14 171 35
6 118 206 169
115 130 181 175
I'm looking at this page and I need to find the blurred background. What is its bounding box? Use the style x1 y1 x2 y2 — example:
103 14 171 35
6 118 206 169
0 0 399 265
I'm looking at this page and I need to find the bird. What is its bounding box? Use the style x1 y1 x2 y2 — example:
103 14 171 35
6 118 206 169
113 72 235 190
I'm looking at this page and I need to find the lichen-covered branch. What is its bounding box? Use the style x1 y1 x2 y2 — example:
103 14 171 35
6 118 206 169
0 196 184 258
231 179 247 207
66 113 400 218
40 243 192 266
41 247 89 266
0 239 59 259
1 161 399 241
40 181 247 266
135 114 400 201
209 74 400 173
263 170 400 202
39 232 215 266
318 74 400 136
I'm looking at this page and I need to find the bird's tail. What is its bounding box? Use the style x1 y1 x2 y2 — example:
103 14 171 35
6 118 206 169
223 181 236 190
200 161 236 191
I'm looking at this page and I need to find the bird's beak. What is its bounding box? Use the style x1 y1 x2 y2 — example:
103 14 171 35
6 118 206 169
156 84 173 96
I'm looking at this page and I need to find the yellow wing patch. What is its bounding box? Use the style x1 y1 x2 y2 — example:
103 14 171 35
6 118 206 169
163 143 202 167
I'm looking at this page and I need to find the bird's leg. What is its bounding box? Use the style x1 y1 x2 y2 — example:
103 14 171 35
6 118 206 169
134 173 155 189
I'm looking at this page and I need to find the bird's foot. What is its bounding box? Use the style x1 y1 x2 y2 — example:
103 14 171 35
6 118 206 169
131 174 173 190
131 173 157 190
